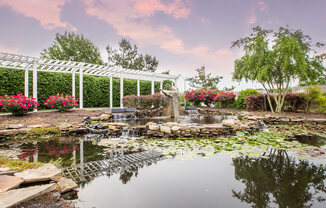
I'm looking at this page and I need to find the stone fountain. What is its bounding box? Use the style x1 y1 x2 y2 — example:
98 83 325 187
162 84 184 119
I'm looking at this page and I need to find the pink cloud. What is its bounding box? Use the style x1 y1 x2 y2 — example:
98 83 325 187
134 0 190 18
0 0 75 30
258 0 268 12
83 0 191 54
0 43 20 54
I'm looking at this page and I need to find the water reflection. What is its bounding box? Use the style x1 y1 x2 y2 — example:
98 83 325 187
232 149 326 208
17 138 106 167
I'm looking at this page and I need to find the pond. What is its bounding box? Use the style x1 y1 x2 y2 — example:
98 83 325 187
2 134 326 208
113 114 238 126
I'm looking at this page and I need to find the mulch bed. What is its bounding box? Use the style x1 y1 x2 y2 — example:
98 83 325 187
0 109 108 129
1 107 325 130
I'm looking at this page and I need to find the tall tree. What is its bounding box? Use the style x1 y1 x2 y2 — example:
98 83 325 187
41 32 103 65
187 66 223 90
106 39 159 72
232 26 324 113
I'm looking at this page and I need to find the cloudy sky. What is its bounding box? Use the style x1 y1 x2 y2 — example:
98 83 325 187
1 0 326 90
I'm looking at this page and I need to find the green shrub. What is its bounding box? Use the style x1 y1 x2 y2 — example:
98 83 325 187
301 85 322 112
26 127 61 137
0 68 172 108
235 89 260 109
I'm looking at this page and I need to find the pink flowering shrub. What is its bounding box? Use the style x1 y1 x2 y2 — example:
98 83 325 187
184 89 236 107
44 93 78 112
214 91 236 107
0 93 39 116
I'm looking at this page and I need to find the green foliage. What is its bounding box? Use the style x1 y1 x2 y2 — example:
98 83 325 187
235 89 260 109
0 68 171 108
232 26 323 113
0 156 42 171
26 127 61 137
301 85 323 112
107 38 159 72
187 66 223 90
41 32 103 64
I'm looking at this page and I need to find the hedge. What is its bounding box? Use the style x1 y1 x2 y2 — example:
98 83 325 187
235 89 260 109
245 93 306 112
0 68 171 109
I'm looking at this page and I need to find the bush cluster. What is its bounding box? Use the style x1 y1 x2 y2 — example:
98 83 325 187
44 93 79 112
0 68 171 108
123 93 169 109
184 89 236 107
235 89 260 109
0 93 39 116
245 93 307 112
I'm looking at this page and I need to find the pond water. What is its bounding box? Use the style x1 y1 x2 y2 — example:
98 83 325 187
2 136 326 208
114 114 238 126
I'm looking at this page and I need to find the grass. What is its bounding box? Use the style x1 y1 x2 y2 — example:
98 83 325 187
0 156 42 171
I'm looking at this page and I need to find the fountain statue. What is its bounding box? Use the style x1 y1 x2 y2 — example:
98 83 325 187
161 83 184 119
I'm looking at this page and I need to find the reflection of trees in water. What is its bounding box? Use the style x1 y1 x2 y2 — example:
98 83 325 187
232 149 326 208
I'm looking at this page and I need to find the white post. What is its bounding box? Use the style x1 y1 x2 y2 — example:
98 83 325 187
151 80 155 94
79 68 83 109
160 81 163 94
110 76 113 108
72 72 75 98
32 61 37 112
24 68 29 97
120 76 123 108
137 79 140 96
184 78 187 107
174 79 178 90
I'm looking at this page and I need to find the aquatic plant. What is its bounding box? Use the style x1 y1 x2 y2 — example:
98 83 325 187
44 93 78 112
0 156 42 171
0 93 39 116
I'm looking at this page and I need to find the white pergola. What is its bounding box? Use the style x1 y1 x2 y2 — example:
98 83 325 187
0 52 180 110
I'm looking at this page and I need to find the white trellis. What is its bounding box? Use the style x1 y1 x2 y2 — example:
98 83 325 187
0 52 180 110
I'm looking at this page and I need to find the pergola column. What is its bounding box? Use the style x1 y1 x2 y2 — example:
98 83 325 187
24 68 29 97
110 76 113 108
137 79 140 96
32 61 37 112
151 80 155 94
120 76 123 108
72 72 75 98
79 68 83 109
160 81 163 94
184 78 187 107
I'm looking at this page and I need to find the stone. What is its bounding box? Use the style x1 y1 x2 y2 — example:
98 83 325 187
27 124 51 128
222 119 240 127
5 124 24 129
58 123 72 130
160 126 171 134
14 164 61 183
149 124 160 131
100 113 112 121
0 175 23 193
57 178 78 193
171 126 181 132
0 183 56 208
109 125 117 130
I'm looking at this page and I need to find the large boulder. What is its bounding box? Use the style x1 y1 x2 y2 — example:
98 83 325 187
0 175 23 193
57 178 78 193
0 184 56 208
14 164 61 183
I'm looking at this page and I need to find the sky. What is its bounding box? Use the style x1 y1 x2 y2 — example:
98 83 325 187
1 0 326 91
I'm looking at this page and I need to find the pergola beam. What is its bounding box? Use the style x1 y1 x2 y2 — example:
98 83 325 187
0 52 181 110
